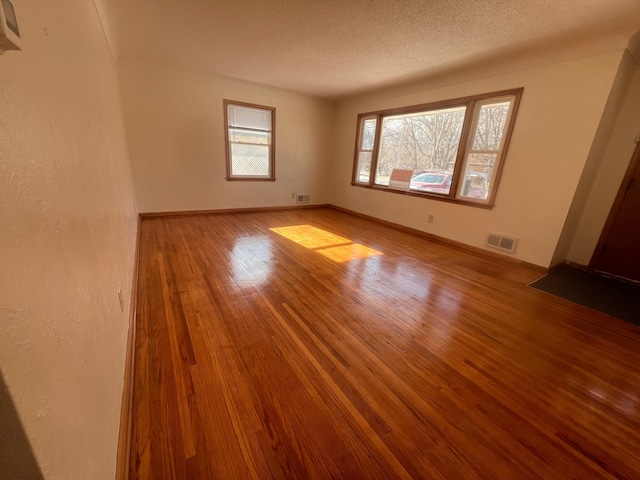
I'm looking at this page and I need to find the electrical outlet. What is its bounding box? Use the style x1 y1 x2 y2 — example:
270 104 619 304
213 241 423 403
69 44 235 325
118 287 124 312
428 215 434 223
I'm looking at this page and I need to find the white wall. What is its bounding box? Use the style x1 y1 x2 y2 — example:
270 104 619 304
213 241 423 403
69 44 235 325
565 52 640 265
331 51 624 267
0 0 138 478
118 62 335 213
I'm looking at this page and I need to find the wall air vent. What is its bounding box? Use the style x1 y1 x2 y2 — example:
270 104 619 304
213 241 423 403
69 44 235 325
296 194 310 204
486 233 518 253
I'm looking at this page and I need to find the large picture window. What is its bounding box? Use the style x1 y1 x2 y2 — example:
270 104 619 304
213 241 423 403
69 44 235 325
224 100 275 181
352 89 522 207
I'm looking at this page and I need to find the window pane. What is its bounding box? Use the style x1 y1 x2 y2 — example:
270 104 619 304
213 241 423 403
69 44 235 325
409 172 453 194
361 118 377 151
458 153 497 200
357 152 372 183
375 106 466 187
472 101 511 151
229 128 270 145
231 144 270 176
227 105 272 131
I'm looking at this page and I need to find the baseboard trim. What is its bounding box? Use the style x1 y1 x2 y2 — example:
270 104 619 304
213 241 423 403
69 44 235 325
115 215 141 480
562 261 589 271
329 205 547 273
140 204 330 218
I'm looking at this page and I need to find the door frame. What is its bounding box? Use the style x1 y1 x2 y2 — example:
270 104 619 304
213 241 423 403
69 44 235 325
589 138 640 271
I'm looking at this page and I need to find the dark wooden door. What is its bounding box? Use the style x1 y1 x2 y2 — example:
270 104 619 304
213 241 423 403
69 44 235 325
592 141 640 282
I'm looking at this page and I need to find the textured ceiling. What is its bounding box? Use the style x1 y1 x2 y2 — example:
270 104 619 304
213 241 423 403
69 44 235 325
95 0 640 99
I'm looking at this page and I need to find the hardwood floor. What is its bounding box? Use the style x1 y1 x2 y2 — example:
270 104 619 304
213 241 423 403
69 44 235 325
129 207 640 479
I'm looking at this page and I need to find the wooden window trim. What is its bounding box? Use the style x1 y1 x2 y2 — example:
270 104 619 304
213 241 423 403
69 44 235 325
351 88 523 208
224 99 276 181
352 115 378 185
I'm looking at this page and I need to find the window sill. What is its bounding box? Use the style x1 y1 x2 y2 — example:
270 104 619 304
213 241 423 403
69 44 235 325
350 182 494 209
227 177 276 182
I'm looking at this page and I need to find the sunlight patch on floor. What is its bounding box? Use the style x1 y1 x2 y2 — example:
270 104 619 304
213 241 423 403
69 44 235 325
316 243 383 262
270 225 382 262
269 225 351 249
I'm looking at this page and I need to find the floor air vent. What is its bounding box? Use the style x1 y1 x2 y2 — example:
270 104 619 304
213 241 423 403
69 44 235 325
296 194 310 204
486 233 518 253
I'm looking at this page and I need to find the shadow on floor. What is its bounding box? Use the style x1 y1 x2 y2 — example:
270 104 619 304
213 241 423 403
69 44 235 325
0 367 44 480
529 264 640 326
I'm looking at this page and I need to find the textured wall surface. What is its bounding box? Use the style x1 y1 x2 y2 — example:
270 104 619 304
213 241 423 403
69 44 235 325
118 62 334 213
0 0 138 478
331 51 623 268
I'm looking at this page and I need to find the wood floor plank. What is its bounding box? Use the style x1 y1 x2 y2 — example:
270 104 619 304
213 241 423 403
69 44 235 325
158 252 196 459
129 208 640 479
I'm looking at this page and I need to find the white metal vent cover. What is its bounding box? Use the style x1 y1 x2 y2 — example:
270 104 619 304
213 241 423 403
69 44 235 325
486 233 518 253
296 194 310 204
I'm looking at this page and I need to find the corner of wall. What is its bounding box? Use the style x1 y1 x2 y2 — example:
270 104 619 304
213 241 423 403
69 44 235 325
554 48 640 265
627 29 640 64
92 0 118 64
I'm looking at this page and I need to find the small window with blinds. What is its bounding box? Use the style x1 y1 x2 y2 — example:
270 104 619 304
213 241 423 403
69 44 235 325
224 100 276 181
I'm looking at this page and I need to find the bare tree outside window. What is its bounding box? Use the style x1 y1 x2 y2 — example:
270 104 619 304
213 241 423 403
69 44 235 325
375 106 466 187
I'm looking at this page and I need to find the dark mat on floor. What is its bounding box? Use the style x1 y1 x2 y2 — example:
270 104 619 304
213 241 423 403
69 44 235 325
529 264 640 325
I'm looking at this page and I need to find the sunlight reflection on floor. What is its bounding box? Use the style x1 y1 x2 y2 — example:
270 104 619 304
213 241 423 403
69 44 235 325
230 235 273 286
